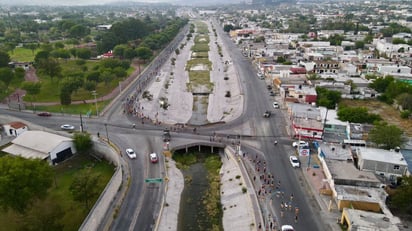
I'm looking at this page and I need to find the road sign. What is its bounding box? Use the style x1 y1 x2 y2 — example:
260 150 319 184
145 178 163 183
299 149 309 156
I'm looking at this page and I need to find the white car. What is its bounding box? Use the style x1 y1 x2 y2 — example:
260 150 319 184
126 148 137 159
273 101 279 109
281 225 294 231
289 156 300 168
60 124 75 130
150 153 158 163
292 140 309 148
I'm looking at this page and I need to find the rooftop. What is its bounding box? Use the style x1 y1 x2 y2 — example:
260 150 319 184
10 130 72 154
325 159 380 186
335 185 386 203
343 208 401 231
356 147 408 166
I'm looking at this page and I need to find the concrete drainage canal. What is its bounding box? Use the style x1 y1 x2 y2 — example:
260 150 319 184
173 146 223 231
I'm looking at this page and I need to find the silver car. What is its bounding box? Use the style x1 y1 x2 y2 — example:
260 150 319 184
126 148 137 159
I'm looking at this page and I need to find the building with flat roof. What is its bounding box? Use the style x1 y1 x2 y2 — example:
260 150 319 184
335 185 387 212
355 147 409 182
287 103 323 140
340 208 402 231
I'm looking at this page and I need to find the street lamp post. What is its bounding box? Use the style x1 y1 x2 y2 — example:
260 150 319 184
104 123 109 144
92 90 98 117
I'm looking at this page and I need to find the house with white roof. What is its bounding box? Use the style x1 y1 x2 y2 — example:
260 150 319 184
2 130 77 165
355 147 409 183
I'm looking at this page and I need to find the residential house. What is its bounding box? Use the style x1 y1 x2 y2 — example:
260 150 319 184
285 85 317 104
3 121 28 137
354 147 409 183
319 108 348 143
313 60 340 74
288 103 323 140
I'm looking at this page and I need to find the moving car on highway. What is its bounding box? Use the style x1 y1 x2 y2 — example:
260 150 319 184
289 156 300 168
149 153 158 163
60 124 75 130
37 112 51 117
126 148 137 159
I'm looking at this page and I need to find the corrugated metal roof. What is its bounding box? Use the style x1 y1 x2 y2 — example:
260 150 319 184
10 131 72 153
3 144 48 159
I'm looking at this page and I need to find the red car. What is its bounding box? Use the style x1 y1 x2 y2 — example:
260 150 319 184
37 112 52 117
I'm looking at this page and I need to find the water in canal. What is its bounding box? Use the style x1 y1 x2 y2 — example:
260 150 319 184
175 152 223 231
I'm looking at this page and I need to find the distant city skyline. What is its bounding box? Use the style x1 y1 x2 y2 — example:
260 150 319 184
0 0 172 6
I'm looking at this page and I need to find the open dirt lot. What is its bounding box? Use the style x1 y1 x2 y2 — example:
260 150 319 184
341 99 412 136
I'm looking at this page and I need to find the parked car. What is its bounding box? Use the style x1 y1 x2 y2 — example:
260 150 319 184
150 153 158 163
281 225 294 231
289 156 300 168
126 148 137 159
60 124 75 130
292 140 309 148
273 101 279 109
267 85 272 90
263 111 272 118
37 112 51 117
257 72 264 79
269 91 276 97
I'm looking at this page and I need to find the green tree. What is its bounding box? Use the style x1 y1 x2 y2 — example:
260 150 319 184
390 176 412 214
70 168 101 210
0 51 11 67
76 48 91 60
396 93 412 111
113 44 127 58
73 132 93 154
136 46 152 63
60 87 72 105
0 156 53 213
23 43 39 55
369 76 394 93
39 58 62 81
368 122 404 149
337 106 381 124
69 24 90 39
14 67 25 80
0 67 14 87
21 82 42 103
124 48 137 60
19 198 65 231
355 41 365 49
223 24 234 32
316 87 341 109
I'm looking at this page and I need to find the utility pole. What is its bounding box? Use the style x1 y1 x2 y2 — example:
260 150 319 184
104 123 109 144
80 113 84 132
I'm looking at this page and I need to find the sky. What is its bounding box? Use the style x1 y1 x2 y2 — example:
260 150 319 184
0 0 172 6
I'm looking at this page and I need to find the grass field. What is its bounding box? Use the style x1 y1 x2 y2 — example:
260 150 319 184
9 47 39 62
0 153 114 231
